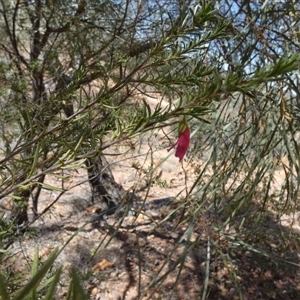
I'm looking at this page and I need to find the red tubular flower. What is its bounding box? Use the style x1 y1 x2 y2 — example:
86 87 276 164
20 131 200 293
167 126 190 162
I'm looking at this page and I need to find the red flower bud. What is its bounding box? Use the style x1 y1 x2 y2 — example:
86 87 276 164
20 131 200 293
167 126 190 162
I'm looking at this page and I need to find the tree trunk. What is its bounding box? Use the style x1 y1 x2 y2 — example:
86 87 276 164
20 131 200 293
85 156 127 214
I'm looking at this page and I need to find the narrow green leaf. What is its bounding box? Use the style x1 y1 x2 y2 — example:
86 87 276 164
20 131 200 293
28 143 40 179
29 246 39 300
12 248 59 300
65 278 73 300
36 182 65 192
0 274 9 300
44 267 62 300
70 269 88 300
